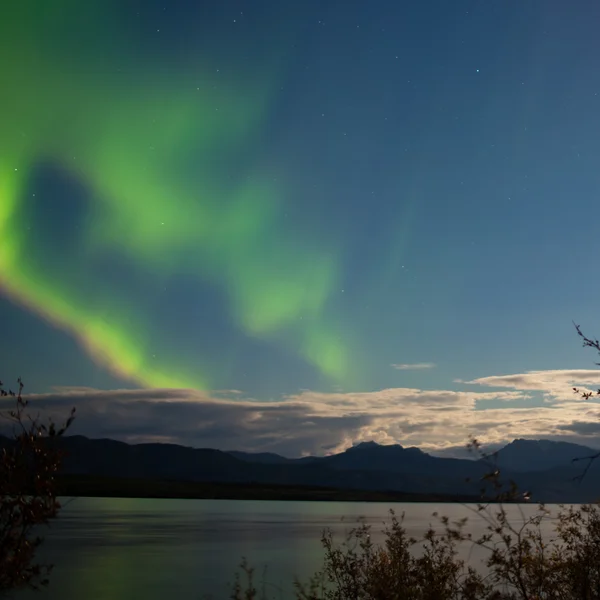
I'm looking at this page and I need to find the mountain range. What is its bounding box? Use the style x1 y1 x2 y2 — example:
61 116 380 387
3 435 600 503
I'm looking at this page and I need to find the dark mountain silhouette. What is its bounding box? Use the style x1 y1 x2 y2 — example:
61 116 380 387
226 450 319 465
318 442 488 480
227 450 293 464
488 438 598 473
2 435 599 502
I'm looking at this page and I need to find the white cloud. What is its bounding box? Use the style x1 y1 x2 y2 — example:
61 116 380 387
392 362 436 370
462 369 600 403
1 368 598 458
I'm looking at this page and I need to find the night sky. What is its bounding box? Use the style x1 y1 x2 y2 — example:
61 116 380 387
2 0 600 457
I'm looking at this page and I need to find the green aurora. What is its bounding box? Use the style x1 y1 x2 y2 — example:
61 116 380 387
0 2 353 390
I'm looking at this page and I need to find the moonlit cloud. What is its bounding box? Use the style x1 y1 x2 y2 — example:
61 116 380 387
3 367 599 458
392 363 436 371
462 369 600 403
556 421 600 436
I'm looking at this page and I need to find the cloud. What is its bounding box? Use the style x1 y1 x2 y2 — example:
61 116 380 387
556 421 600 436
463 369 600 391
1 368 599 459
462 369 600 404
0 368 595 458
392 363 436 371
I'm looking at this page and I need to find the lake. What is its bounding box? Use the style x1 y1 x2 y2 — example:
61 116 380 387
14 498 558 600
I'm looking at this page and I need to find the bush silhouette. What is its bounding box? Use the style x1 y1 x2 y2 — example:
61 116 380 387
0 377 75 594
227 502 600 600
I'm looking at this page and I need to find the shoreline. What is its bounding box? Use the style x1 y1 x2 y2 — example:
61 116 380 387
57 474 482 503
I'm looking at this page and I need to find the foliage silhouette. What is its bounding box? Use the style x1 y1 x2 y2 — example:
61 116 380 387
0 377 75 594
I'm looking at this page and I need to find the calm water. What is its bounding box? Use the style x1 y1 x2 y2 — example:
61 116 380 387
14 498 559 600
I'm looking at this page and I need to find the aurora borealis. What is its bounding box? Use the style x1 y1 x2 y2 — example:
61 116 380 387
3 0 600 455
1 1 353 391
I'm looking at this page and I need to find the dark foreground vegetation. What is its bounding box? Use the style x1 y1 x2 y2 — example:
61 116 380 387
55 474 481 503
227 503 600 600
0 378 74 593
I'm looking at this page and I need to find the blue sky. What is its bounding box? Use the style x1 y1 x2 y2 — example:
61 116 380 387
2 0 600 456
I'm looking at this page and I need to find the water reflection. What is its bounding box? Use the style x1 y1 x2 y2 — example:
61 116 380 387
13 498 559 600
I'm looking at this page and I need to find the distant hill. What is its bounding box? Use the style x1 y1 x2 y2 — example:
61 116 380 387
229 438 600 502
2 435 599 502
227 450 296 465
318 441 487 481
55 475 482 503
487 438 598 473
226 450 317 465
